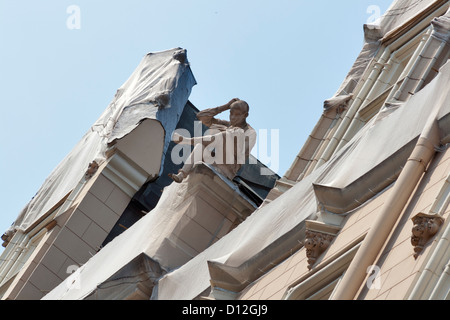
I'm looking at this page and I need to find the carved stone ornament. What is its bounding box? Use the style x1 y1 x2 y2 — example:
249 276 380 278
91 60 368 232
85 160 99 179
411 213 444 259
304 230 335 270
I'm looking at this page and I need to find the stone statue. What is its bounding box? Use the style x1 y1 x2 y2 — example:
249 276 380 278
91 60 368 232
169 98 256 183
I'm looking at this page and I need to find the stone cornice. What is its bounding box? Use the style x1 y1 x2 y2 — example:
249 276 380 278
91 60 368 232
431 10 450 43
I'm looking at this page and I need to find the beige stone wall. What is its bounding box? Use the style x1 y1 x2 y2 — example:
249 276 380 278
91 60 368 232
2 168 131 300
358 146 450 299
239 147 450 300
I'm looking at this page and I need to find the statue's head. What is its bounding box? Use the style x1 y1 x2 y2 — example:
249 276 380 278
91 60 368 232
229 100 249 127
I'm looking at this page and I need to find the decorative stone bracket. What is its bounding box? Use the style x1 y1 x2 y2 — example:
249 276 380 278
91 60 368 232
304 220 340 270
411 213 444 259
323 94 353 114
305 231 334 270
85 161 99 179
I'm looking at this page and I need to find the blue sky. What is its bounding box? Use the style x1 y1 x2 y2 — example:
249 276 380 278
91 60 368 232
0 0 393 239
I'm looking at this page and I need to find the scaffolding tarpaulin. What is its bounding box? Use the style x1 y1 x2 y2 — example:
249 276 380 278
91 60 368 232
43 0 450 300
44 59 450 300
7 48 196 234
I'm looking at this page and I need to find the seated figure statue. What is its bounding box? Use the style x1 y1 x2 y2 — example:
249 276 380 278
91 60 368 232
169 98 257 183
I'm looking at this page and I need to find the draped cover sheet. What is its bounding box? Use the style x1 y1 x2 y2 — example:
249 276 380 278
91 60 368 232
42 0 450 300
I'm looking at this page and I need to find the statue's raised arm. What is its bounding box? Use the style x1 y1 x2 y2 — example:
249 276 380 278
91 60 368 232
168 98 256 183
196 98 240 128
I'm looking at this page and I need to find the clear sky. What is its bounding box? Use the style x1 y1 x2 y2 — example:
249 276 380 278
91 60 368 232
0 1 393 240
